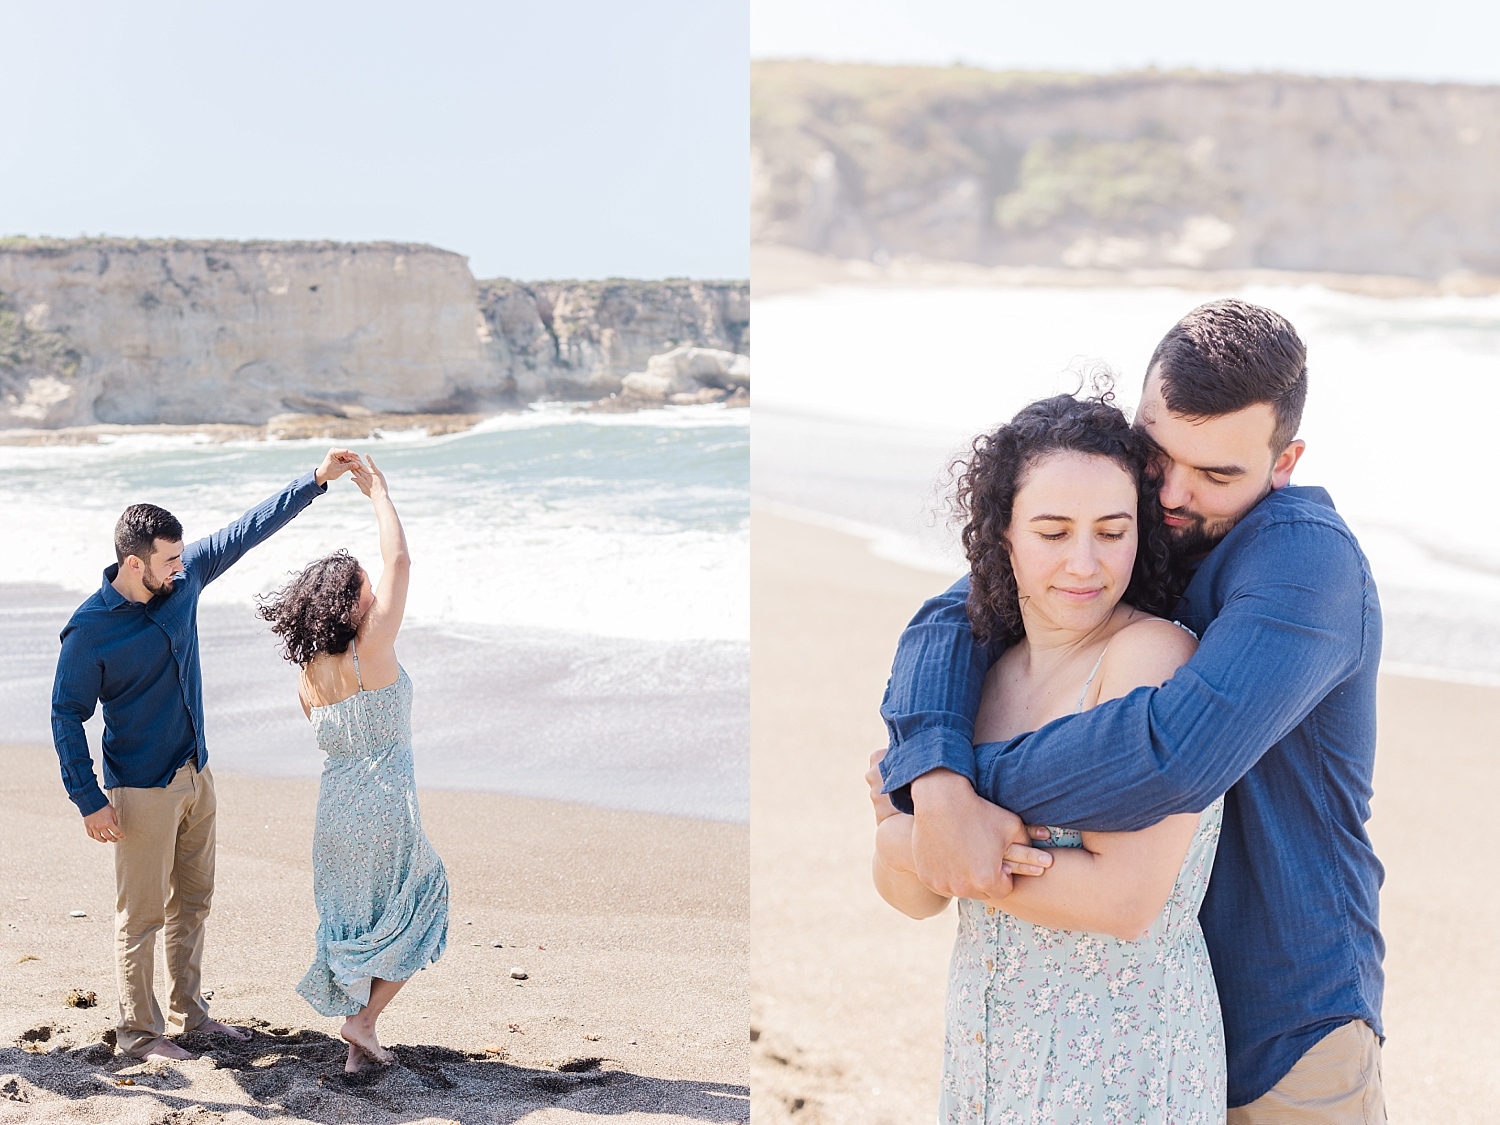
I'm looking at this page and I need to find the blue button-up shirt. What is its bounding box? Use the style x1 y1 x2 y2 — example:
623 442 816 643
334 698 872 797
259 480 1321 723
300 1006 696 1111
879 485 1384 1108
52 471 327 817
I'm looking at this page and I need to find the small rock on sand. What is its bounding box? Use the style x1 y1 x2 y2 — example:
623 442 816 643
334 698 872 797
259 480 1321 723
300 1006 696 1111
68 910 86 918
510 968 528 980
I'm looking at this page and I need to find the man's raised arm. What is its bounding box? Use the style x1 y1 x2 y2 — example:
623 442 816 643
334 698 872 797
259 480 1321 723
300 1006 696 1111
972 518 1371 831
188 449 356 586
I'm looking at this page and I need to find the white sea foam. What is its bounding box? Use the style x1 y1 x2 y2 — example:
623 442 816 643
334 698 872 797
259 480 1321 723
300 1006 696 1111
2 410 749 643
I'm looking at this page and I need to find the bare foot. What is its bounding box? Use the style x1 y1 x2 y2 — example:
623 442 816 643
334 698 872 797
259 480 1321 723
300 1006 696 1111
344 1043 367 1074
340 1018 393 1066
198 1019 251 1042
138 1037 194 1061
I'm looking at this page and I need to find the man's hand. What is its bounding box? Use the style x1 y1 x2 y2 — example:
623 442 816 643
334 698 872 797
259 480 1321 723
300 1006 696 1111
84 804 123 844
314 449 361 487
909 769 1052 900
865 747 901 825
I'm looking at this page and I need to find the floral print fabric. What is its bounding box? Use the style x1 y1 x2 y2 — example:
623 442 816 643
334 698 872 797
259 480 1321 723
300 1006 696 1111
296 666 449 1017
939 796 1226 1124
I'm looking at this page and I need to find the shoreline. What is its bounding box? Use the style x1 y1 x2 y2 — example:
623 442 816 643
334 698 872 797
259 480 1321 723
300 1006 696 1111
0 398 751 447
1 742 748 1123
751 498 1500 690
1 583 749 825
751 243 1500 301
750 508 1500 1124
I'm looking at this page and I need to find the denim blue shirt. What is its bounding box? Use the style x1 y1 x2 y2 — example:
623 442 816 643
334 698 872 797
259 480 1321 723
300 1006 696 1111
879 485 1384 1108
52 471 327 817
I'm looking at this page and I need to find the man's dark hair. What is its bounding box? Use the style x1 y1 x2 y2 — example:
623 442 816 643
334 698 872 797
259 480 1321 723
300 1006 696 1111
114 504 184 566
1147 299 1308 452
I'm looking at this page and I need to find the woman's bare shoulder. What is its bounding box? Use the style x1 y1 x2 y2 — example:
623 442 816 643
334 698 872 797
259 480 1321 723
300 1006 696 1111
1098 611 1198 696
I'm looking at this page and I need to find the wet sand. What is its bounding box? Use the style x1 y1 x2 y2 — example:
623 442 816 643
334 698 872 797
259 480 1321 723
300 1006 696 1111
749 508 1500 1125
0 745 747 1124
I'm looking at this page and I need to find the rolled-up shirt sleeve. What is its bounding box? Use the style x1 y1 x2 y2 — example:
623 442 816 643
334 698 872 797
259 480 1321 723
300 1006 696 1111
52 627 108 817
972 519 1371 831
878 576 1000 811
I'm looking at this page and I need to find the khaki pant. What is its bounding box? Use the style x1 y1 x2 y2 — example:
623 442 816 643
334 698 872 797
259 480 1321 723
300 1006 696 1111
108 760 216 1056
1228 1020 1387 1125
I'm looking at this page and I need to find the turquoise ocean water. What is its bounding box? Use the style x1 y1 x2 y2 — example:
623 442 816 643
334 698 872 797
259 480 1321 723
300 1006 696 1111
1 404 749 821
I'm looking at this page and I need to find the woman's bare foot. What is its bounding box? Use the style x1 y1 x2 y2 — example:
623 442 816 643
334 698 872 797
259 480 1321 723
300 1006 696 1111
198 1019 251 1042
138 1037 194 1061
340 1016 393 1066
344 1043 366 1074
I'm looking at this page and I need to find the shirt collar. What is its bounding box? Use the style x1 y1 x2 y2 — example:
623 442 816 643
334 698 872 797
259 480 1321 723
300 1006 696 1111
99 564 145 611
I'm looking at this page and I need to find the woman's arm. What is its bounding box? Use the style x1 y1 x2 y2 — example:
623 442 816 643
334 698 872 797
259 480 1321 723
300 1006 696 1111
350 455 411 649
983 813 1201 939
984 618 1203 940
869 745 1054 920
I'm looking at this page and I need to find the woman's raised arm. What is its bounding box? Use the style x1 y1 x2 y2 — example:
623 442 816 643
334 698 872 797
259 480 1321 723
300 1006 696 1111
350 455 410 651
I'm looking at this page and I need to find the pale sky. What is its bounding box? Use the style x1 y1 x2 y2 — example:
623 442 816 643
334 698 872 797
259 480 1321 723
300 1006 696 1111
0 0 748 281
752 0 1500 85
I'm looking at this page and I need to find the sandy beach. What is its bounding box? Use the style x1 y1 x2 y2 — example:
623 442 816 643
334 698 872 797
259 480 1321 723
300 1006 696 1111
750 508 1500 1124
0 745 747 1124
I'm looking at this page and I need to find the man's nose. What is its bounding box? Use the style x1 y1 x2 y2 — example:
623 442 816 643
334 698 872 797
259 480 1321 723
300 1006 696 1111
1158 462 1192 512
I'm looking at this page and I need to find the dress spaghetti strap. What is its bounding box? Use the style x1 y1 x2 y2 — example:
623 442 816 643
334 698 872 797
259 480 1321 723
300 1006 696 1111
1075 647 1108 713
351 637 364 691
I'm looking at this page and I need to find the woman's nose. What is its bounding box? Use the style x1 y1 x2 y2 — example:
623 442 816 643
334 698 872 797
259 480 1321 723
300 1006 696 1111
1064 539 1098 576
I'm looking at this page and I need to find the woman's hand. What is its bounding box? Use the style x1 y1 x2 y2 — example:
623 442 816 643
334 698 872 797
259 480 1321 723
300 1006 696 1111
876 812 918 873
349 454 390 500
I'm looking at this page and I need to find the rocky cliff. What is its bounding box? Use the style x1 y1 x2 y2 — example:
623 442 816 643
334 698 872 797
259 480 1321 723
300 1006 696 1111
476 278 749 401
0 238 748 429
752 61 1500 279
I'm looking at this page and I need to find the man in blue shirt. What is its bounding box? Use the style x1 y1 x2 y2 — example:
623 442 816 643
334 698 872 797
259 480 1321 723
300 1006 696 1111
877 300 1385 1123
52 448 359 1061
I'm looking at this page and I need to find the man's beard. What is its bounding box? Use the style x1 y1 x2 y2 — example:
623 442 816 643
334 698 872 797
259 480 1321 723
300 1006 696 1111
1163 479 1274 561
142 571 176 596
1163 512 1237 560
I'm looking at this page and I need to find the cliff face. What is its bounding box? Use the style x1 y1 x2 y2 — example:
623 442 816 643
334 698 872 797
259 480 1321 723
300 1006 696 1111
752 62 1500 278
0 238 749 429
476 279 750 400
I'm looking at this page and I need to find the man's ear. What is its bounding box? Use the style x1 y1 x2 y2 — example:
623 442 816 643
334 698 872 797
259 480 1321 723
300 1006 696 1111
123 553 145 574
1271 439 1306 490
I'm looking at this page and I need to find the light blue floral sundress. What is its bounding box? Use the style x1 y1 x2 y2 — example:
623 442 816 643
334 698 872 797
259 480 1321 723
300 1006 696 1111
296 640 449 1017
939 643 1227 1124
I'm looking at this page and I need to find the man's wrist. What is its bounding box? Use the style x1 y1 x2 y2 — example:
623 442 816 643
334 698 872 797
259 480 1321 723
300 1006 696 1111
910 768 974 812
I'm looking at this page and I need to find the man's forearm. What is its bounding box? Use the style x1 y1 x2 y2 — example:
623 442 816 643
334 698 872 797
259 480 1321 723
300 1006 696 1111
53 724 106 817
878 576 996 809
190 471 326 585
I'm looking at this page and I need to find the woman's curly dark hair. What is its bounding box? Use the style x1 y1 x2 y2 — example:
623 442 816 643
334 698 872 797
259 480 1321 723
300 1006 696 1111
951 391 1183 647
255 549 365 666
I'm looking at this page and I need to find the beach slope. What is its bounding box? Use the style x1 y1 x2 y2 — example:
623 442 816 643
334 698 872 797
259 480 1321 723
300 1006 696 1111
749 509 1500 1125
0 746 747 1124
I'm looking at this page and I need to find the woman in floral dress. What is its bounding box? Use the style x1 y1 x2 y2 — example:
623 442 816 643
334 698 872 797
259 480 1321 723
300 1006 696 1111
872 394 1226 1123
258 455 449 1074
